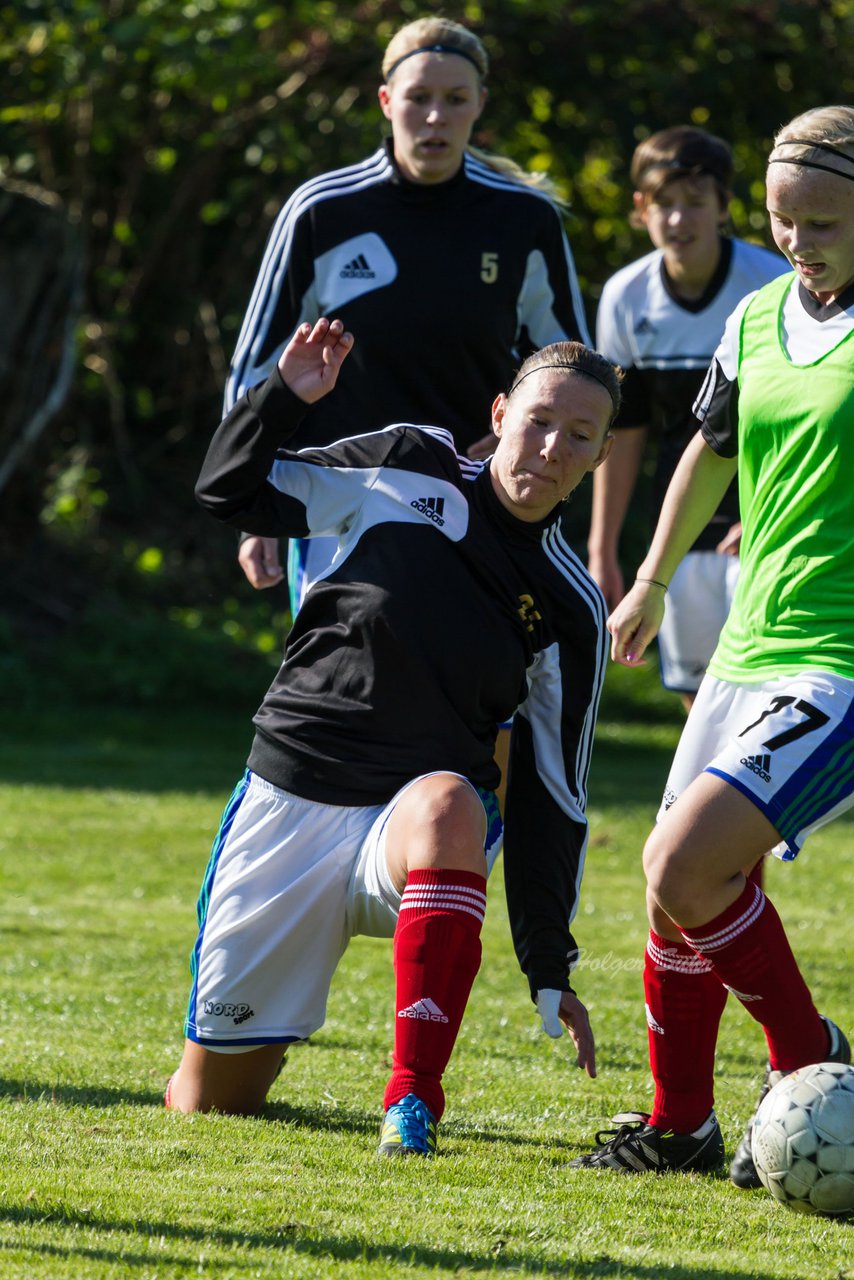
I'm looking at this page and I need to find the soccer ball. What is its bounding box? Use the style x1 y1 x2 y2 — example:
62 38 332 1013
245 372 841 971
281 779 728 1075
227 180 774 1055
751 1060 854 1216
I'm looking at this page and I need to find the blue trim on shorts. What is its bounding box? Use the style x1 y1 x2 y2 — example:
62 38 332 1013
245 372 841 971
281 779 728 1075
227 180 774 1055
187 1033 303 1048
183 771 252 1037
286 537 308 619
474 785 503 861
773 700 854 843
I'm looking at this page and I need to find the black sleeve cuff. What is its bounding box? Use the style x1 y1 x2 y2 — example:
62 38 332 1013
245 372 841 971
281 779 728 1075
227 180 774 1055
247 367 311 441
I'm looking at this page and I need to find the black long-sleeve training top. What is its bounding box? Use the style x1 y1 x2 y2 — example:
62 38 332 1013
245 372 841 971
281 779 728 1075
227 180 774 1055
196 371 608 996
223 142 590 450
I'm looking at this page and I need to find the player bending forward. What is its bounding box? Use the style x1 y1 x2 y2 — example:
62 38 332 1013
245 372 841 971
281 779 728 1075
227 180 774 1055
166 315 620 1156
572 105 853 1181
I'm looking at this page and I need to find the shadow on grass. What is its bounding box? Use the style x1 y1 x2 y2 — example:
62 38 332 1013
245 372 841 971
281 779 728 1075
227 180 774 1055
0 1202 804 1280
0 1075 560 1151
0 707 250 794
0 1077 378 1139
0 1077 167 1110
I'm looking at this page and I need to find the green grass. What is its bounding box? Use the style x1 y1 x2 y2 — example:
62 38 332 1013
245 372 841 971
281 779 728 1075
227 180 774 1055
0 666 851 1278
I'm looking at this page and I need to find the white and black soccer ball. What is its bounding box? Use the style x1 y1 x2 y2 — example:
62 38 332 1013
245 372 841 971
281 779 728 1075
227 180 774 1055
751 1060 854 1216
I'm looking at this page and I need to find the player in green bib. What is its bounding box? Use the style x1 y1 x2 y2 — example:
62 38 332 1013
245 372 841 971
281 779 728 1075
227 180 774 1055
710 270 854 682
573 105 854 1181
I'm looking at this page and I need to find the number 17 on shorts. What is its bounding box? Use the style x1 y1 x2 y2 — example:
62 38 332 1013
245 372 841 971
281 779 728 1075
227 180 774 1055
704 671 854 861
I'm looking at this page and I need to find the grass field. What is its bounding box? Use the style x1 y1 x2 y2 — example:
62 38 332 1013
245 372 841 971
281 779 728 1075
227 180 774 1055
0 664 851 1279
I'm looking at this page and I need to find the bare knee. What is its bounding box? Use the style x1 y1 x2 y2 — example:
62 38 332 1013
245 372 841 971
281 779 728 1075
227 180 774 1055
643 825 697 924
168 1041 286 1116
386 773 487 883
645 884 682 940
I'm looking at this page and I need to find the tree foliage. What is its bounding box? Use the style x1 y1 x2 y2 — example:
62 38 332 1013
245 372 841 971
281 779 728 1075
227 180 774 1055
1 0 852 569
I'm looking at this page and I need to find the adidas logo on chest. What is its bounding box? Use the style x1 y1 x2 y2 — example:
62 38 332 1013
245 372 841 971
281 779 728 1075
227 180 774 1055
340 252 374 279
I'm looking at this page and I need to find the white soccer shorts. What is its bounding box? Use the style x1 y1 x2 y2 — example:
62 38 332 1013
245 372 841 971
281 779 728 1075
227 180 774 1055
184 770 503 1051
657 670 854 860
657 551 740 694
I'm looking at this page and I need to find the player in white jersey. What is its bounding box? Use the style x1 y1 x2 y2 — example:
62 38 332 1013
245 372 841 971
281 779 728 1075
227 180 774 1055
589 127 785 710
573 106 853 1180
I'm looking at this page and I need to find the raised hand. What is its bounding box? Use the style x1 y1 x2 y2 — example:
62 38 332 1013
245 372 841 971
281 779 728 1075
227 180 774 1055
277 317 354 404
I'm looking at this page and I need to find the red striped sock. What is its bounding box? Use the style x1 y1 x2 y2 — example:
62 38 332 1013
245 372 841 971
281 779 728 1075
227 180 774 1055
645 930 728 1132
679 880 825 1072
384 868 486 1121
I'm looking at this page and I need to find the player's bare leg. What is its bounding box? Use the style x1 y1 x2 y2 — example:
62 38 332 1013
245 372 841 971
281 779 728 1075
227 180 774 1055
166 1040 287 1115
384 772 487 889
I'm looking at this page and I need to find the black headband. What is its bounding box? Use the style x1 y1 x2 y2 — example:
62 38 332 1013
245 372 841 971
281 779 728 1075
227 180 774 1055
385 43 484 80
509 362 620 417
768 138 854 182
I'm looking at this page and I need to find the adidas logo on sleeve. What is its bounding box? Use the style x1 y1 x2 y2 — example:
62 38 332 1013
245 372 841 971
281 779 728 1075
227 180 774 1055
410 496 445 526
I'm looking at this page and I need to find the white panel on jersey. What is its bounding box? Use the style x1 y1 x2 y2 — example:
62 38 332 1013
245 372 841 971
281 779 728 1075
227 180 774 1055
517 249 561 348
314 233 398 311
269 441 470 586
267 459 383 538
310 468 469 588
367 470 469 540
519 642 585 825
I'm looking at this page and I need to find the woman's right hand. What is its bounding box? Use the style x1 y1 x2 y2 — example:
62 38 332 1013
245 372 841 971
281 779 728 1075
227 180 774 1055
607 579 667 667
238 536 284 590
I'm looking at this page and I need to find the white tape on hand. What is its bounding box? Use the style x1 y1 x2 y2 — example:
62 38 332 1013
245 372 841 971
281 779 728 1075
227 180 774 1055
536 988 564 1039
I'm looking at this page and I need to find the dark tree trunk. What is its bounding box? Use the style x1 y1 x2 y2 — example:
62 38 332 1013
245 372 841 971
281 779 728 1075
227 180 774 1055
0 181 82 508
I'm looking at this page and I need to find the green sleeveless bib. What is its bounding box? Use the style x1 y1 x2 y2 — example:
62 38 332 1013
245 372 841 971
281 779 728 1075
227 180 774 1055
709 274 854 682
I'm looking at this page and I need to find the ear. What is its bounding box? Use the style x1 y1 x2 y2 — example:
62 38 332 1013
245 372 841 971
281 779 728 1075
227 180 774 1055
632 191 648 225
378 84 393 121
592 431 614 470
490 392 507 438
474 86 488 122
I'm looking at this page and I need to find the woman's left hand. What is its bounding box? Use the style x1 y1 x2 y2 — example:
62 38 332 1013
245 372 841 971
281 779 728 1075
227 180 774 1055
536 988 597 1077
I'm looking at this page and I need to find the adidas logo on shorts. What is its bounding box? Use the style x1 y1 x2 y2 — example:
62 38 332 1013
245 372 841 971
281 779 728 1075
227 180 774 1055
740 753 772 783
